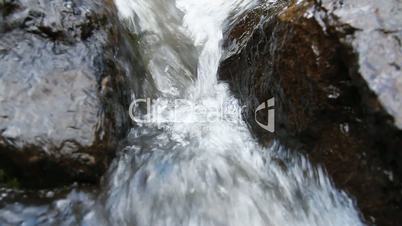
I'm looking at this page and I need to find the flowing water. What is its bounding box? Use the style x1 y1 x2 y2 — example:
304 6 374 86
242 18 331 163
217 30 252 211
0 0 366 225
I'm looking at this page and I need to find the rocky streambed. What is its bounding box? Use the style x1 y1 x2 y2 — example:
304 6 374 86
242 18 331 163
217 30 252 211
0 0 401 225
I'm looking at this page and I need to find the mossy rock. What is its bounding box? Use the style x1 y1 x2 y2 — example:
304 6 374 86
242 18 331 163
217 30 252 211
0 169 20 189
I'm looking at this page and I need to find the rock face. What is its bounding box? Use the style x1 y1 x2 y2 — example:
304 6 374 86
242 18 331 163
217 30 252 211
219 0 402 225
0 0 133 187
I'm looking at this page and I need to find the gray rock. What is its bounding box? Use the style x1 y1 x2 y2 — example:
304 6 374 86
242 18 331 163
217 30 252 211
0 0 133 187
321 0 402 129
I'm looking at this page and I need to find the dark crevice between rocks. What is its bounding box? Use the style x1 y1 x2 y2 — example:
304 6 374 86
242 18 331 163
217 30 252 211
0 139 112 188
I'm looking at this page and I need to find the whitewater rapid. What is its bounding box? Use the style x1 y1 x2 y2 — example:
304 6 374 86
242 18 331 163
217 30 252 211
80 0 366 225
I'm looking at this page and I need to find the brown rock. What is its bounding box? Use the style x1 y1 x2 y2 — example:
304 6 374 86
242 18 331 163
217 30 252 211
219 0 402 225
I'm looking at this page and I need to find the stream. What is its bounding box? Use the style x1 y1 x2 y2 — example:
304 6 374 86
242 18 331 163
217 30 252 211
0 0 365 225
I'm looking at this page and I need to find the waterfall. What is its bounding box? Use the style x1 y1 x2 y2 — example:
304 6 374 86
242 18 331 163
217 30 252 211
82 0 365 225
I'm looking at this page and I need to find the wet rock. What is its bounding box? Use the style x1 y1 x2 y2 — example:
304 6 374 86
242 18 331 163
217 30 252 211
0 0 133 187
0 186 96 226
219 0 402 225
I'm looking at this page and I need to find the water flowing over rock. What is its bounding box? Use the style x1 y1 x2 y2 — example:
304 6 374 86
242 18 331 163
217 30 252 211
0 0 134 187
0 0 399 225
219 0 402 225
80 0 363 225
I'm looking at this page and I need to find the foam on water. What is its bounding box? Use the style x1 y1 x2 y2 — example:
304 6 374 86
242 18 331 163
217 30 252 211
81 0 366 225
